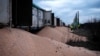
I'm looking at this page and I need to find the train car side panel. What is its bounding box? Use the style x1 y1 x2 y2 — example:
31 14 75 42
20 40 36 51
32 7 38 28
44 11 52 26
0 0 10 24
38 10 44 27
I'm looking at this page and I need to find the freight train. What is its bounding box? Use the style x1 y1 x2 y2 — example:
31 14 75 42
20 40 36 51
0 0 66 31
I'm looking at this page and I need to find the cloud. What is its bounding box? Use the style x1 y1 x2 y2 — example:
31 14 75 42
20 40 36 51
33 0 100 25
36 0 66 10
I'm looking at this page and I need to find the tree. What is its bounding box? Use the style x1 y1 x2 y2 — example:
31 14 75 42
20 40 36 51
70 11 80 30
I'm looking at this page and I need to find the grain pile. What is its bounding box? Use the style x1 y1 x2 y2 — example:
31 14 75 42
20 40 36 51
55 27 87 43
0 27 97 56
37 27 64 42
37 26 87 43
54 27 71 43
0 28 35 56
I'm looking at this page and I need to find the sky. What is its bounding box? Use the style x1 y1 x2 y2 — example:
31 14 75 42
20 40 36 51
33 0 100 25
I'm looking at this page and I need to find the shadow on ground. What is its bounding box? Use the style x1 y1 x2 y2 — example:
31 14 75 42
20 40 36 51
66 40 100 51
66 24 100 51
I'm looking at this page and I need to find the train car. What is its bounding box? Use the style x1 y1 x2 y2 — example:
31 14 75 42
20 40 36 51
51 13 55 27
63 22 66 26
38 10 44 28
32 4 45 29
0 0 32 30
59 18 62 26
12 0 32 27
44 11 52 26
54 18 65 27
51 16 61 27
0 0 11 27
54 17 57 26
61 20 65 26
56 18 60 26
32 4 38 29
